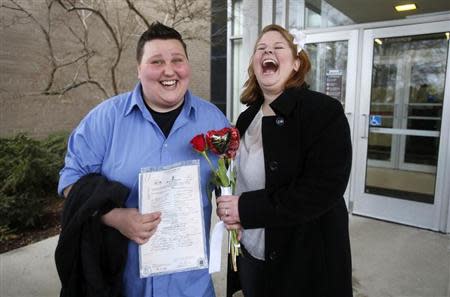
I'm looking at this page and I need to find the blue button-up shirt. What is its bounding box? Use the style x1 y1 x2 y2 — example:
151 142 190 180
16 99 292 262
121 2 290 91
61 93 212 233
58 83 229 297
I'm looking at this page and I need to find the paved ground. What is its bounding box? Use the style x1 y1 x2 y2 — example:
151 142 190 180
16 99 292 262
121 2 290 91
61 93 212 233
349 216 450 297
1 215 449 297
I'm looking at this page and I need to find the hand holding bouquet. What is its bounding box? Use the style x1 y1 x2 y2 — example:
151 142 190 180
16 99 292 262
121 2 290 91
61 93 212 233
190 127 241 271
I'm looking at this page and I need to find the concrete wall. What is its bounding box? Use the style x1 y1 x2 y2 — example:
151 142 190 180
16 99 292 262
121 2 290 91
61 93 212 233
0 0 211 138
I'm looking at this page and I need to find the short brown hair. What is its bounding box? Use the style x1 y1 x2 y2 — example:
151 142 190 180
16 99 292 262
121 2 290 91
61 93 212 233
136 22 188 63
240 24 311 105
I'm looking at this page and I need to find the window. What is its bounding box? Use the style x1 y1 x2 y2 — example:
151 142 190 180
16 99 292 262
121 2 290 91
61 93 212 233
229 0 245 121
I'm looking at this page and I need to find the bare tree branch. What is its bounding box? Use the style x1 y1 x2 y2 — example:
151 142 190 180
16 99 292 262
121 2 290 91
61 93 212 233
42 79 108 97
3 0 58 92
125 0 150 28
56 1 120 49
1 0 213 100
56 0 124 94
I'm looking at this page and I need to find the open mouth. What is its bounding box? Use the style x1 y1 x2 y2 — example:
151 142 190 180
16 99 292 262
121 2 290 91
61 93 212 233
262 59 278 74
160 80 177 88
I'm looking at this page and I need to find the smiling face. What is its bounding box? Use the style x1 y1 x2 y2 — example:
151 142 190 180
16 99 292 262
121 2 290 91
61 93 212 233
137 39 191 112
252 30 300 99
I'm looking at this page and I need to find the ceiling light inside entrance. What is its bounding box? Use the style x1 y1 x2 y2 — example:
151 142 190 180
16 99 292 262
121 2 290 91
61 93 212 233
394 4 417 12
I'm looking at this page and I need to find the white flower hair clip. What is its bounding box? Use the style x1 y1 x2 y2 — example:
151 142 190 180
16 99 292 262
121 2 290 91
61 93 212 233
290 29 307 54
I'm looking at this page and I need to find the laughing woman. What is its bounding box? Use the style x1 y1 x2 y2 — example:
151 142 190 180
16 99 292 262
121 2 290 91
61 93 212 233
216 24 353 297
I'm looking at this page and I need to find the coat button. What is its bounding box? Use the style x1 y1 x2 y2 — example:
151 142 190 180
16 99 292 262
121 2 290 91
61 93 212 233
269 161 279 171
269 251 278 260
275 116 285 126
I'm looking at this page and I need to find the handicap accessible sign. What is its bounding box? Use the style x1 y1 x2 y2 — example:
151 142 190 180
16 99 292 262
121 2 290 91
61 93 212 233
370 115 382 126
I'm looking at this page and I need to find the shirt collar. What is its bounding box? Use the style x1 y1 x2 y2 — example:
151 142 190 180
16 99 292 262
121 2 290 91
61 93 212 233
270 84 307 117
124 82 197 120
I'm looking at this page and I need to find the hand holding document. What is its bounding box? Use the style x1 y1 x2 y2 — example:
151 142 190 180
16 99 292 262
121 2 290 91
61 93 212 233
138 161 208 277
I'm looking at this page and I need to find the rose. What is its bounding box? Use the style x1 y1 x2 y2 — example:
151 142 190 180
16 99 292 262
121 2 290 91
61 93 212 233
205 127 240 189
190 127 241 190
190 127 241 271
206 128 230 155
190 133 214 171
226 128 240 159
190 134 207 153
205 127 240 158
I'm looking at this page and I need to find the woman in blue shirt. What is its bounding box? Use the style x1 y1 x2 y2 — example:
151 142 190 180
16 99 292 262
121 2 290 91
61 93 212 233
58 22 229 297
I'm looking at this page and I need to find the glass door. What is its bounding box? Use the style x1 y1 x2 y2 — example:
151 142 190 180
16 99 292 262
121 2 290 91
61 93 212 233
353 21 450 231
304 30 359 205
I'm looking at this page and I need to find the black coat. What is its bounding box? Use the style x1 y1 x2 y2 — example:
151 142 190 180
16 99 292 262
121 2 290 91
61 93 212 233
55 174 129 297
227 86 353 297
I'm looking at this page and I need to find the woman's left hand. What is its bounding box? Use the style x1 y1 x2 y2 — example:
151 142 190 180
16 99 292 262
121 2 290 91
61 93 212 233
216 195 240 224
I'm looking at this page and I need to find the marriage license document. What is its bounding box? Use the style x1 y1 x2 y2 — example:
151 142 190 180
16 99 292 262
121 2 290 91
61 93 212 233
138 161 208 277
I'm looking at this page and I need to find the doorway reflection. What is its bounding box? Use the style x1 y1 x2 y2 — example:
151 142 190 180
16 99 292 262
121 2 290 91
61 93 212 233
365 32 449 204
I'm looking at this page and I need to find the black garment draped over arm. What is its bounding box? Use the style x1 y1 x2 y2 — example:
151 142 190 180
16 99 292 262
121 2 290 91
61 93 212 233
55 173 129 297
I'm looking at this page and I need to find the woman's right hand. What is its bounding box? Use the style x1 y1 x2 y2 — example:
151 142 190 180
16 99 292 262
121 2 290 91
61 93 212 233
101 208 161 245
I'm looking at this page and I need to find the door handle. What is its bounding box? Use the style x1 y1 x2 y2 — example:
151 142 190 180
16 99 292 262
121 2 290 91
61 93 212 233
345 112 352 121
361 114 369 139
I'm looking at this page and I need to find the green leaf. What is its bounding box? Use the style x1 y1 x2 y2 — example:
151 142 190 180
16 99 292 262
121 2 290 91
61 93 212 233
217 158 230 187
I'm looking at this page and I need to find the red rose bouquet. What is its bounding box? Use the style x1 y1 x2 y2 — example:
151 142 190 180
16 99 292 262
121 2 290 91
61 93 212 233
190 127 241 271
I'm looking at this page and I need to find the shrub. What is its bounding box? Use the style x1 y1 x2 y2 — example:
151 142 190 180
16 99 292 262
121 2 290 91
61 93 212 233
0 133 68 233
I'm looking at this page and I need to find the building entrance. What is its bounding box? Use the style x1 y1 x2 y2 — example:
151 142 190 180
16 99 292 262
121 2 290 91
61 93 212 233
352 21 450 231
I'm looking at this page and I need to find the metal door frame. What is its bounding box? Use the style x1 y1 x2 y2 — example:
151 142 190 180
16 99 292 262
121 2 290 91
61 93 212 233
304 30 359 207
352 21 450 232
